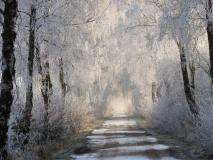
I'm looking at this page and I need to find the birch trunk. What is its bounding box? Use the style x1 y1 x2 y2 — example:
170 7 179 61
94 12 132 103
206 0 213 101
41 60 52 141
177 43 199 116
18 5 36 146
0 0 17 159
35 44 53 141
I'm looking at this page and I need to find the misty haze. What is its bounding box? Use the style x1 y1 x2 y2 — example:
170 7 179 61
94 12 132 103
0 0 213 160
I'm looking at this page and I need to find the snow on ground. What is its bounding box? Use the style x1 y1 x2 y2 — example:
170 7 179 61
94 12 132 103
103 119 137 127
71 155 179 160
71 115 180 160
88 136 158 146
104 156 179 160
92 129 146 134
101 144 170 152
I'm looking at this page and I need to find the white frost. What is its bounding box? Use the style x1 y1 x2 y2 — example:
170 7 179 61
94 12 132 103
103 119 137 127
102 144 170 153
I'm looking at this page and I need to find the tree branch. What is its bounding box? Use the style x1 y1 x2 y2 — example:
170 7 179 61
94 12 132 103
18 10 30 16
125 24 155 32
152 0 163 10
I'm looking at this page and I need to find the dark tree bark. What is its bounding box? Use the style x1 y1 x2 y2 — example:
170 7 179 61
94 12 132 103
58 57 67 136
206 0 213 97
152 82 157 102
18 5 36 145
189 61 195 99
35 44 42 75
59 58 66 97
41 60 53 140
177 42 199 116
35 44 53 141
0 0 18 158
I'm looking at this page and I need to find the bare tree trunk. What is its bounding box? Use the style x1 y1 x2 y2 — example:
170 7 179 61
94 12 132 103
41 60 53 141
206 0 213 101
152 82 157 103
177 43 199 116
35 44 42 75
58 57 66 117
0 0 17 159
189 61 195 100
35 44 53 141
18 5 36 145
59 58 66 97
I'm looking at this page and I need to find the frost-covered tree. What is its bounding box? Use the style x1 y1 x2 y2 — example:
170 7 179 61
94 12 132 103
206 0 213 96
0 0 18 159
18 1 37 146
2 0 213 159
158 0 203 116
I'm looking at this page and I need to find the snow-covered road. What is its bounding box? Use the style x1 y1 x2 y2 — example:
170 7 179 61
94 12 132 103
71 115 180 160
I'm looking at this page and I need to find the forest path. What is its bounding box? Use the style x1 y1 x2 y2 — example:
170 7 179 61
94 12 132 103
70 115 185 160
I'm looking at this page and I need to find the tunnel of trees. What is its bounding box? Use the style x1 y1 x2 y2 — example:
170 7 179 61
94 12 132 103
0 0 213 159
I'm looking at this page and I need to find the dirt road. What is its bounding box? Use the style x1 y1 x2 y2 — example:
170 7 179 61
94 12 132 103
71 115 184 160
